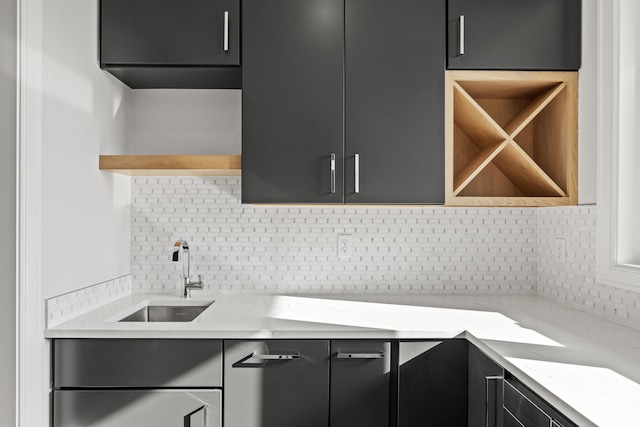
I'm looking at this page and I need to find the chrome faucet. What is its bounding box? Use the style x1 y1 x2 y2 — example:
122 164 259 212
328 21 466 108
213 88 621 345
172 239 204 299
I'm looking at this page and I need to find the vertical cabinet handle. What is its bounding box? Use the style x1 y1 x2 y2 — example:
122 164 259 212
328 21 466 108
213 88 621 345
459 15 465 55
223 11 229 52
330 153 336 194
485 376 503 427
354 154 360 194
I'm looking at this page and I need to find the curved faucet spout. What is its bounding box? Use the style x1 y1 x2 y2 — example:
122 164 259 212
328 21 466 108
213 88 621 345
171 239 204 299
172 239 190 280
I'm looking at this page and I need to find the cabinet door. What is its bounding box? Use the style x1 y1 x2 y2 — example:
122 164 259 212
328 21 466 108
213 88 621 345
396 340 468 426
241 0 345 203
330 341 390 427
447 0 581 70
224 340 330 427
468 343 504 427
53 389 221 427
101 0 240 66
345 0 445 204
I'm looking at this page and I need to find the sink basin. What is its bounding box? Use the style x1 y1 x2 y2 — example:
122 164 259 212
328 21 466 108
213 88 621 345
118 301 213 322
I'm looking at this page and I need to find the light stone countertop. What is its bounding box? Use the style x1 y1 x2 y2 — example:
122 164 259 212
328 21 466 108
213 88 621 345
45 293 640 427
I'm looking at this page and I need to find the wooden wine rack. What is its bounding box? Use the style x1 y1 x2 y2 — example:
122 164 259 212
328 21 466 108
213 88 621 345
445 71 578 207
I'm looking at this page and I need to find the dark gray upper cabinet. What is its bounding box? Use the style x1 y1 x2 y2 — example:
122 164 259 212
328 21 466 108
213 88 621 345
241 0 345 204
344 0 444 204
242 0 445 204
100 0 241 88
447 0 581 70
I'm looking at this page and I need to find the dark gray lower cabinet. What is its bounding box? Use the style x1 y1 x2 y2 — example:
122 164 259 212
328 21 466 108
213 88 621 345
503 375 577 427
468 343 504 427
51 338 580 427
52 339 223 427
330 341 391 427
53 390 221 427
53 339 222 388
396 340 468 426
224 340 330 427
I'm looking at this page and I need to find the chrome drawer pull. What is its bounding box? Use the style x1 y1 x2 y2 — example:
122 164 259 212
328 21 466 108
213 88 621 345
252 352 300 360
337 352 384 359
232 352 301 367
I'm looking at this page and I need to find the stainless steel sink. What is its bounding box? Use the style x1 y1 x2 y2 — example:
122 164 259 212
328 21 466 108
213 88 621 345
118 302 213 322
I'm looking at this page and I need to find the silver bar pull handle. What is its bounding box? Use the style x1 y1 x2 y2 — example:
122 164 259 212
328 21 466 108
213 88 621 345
337 351 384 359
330 153 336 194
485 376 503 427
354 154 360 194
223 11 229 52
253 352 300 360
459 15 465 55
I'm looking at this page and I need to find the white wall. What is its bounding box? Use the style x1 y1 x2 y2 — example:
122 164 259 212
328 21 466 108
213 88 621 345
41 0 131 298
0 0 16 422
130 89 241 155
578 0 598 204
617 0 640 264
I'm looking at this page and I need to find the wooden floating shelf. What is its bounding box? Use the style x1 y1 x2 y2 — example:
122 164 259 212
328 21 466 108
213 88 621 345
445 70 578 207
99 155 242 176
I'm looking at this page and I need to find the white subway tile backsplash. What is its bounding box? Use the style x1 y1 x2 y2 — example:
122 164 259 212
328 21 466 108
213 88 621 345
45 275 132 327
131 177 537 296
51 180 640 331
536 206 640 330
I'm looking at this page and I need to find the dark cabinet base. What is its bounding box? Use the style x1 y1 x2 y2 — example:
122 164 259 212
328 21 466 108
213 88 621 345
102 66 241 89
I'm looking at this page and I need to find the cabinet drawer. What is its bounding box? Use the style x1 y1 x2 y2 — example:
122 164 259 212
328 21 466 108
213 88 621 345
53 339 222 388
54 389 221 427
503 377 577 427
503 379 551 426
503 406 525 427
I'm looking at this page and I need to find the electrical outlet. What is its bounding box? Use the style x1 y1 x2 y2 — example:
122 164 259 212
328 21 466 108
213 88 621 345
554 238 566 264
337 234 352 259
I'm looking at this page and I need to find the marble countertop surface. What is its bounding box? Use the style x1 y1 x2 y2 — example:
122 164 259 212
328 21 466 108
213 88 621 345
45 292 640 427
